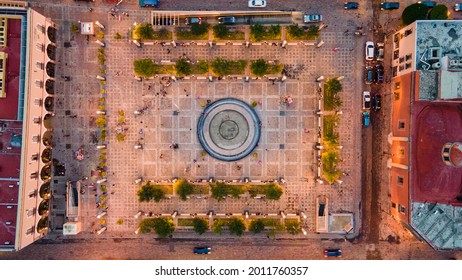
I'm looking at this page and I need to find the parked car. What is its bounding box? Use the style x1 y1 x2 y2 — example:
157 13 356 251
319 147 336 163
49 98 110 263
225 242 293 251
376 42 384 61
365 66 375 84
248 0 267 7
362 112 370 127
344 2 359 9
455 3 462 11
304 14 323 23
380 2 400 10
139 0 159 7
418 1 436 8
194 247 212 254
365 41 375 61
217 16 236 25
375 64 384 84
363 91 371 110
372 94 382 111
324 249 342 257
185 17 202 25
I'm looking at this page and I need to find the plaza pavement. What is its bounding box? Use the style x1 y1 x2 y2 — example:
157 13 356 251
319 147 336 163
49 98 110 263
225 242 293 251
30 1 366 239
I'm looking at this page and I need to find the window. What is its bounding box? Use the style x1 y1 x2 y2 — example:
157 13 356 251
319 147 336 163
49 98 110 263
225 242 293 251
405 62 412 69
26 208 36 217
398 121 405 129
28 190 36 198
397 176 404 185
443 156 450 161
399 56 405 63
394 91 400 101
398 204 406 214
399 65 404 71
394 82 401 89
391 202 397 208
404 29 413 36
405 54 412 61
26 226 34 235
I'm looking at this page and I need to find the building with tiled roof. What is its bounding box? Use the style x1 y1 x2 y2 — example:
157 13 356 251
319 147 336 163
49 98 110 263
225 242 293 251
389 20 462 249
0 1 56 251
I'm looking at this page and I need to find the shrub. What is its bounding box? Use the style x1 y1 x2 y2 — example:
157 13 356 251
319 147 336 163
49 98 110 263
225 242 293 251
133 23 155 40
95 115 106 127
114 32 122 40
197 60 209 74
174 179 194 201
285 220 302 235
266 183 283 200
250 59 268 77
213 24 229 39
157 28 170 39
192 218 209 235
251 101 258 107
211 58 247 77
116 133 125 142
212 219 225 234
175 58 192 76
134 59 156 78
402 3 429 25
139 218 175 237
97 30 104 39
429 5 448 20
249 220 265 234
116 218 123 225
70 22 79 33
191 22 209 36
324 78 343 111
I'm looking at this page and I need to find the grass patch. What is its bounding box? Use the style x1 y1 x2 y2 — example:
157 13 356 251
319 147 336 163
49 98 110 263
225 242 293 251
323 115 339 144
210 58 247 77
152 185 173 195
177 219 195 227
192 184 210 195
151 64 175 75
174 25 209 40
250 24 281 41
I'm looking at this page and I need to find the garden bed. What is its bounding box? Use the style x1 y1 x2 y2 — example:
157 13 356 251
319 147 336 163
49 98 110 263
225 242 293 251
323 115 338 142
192 184 210 195
286 25 320 41
152 184 174 195
175 27 209 40
177 218 195 227
210 58 247 77
250 24 281 41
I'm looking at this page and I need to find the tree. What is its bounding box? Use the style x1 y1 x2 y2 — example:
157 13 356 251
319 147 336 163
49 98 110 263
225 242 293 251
268 24 281 38
285 220 302 235
429 5 449 20
228 218 245 236
212 219 225 234
213 24 229 39
250 24 265 41
95 115 106 127
192 218 209 235
157 28 169 39
287 25 304 39
191 23 209 36
325 78 342 94
211 182 228 201
114 32 122 40
139 218 175 237
197 60 209 74
174 179 194 201
249 220 265 234
250 59 268 77
133 23 154 40
70 22 79 33
402 3 429 25
97 31 104 39
175 58 192 76
134 59 156 78
266 183 283 200
307 25 320 38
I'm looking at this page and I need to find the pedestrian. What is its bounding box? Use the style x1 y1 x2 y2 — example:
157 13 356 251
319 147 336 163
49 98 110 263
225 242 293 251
184 89 187 92
160 154 164 159
167 49 171 54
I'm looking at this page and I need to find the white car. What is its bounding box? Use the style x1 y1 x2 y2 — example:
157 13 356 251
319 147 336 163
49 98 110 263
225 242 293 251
248 0 267 7
304 14 322 23
365 41 375 61
363 91 371 110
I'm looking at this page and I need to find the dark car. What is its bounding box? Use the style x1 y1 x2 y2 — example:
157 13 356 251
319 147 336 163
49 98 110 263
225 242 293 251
194 247 211 254
372 94 382 111
375 64 384 84
185 17 202 25
217 16 236 25
324 249 342 257
418 1 436 8
344 2 359 9
365 66 375 84
139 0 159 8
380 2 400 10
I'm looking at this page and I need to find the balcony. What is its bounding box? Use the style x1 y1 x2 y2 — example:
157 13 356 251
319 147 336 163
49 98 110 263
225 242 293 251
39 182 51 199
42 131 54 147
45 61 55 78
38 199 50 216
43 113 53 129
46 44 56 61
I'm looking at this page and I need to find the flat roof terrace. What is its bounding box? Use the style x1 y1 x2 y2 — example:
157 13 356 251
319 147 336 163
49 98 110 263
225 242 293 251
0 17 21 120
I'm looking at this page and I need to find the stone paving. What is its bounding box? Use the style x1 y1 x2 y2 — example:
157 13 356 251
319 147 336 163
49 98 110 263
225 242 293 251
30 1 365 236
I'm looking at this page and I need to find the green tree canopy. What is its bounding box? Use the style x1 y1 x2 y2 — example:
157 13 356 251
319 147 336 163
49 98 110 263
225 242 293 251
137 182 166 202
133 23 155 40
174 179 194 201
250 59 268 77
285 220 302 235
191 23 209 36
134 59 156 78
139 218 175 237
192 218 209 235
175 58 192 76
228 218 245 236
250 24 265 41
212 219 225 234
266 183 283 200
429 5 449 20
249 220 265 234
213 24 229 39
211 182 228 201
268 24 281 37
402 3 429 25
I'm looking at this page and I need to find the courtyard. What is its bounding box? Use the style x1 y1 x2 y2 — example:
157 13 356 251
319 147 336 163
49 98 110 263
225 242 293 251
32 3 363 237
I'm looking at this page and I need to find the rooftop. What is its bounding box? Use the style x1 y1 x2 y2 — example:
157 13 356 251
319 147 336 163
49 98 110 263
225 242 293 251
415 21 462 71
